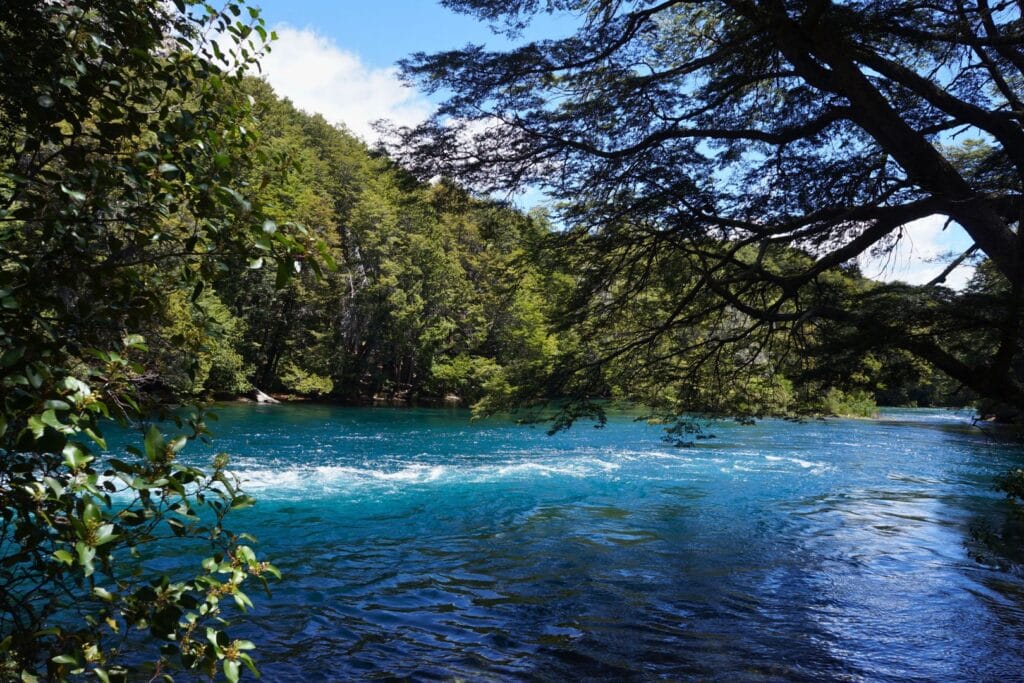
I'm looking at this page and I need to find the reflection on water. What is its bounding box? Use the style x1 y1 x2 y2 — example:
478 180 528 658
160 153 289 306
127 405 1024 680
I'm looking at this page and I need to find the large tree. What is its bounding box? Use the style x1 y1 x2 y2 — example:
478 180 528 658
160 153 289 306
394 0 1024 416
0 1 313 679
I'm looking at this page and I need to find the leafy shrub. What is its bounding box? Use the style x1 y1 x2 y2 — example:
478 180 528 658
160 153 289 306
0 1 322 678
822 388 878 418
280 364 335 396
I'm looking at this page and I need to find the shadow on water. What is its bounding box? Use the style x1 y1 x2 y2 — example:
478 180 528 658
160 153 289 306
966 497 1024 571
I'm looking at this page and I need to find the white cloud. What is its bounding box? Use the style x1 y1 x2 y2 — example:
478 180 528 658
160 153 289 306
257 25 433 144
859 214 977 289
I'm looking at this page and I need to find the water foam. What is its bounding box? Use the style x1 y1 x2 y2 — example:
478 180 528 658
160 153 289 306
227 441 845 499
233 454 633 498
240 463 447 493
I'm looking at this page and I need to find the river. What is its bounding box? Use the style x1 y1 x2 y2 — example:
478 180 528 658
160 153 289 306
151 405 1024 681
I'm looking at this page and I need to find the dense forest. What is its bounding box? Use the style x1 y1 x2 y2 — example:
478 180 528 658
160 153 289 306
142 79 974 420
148 79 561 408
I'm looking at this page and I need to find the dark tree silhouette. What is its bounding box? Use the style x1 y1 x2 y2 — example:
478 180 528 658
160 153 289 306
394 0 1024 414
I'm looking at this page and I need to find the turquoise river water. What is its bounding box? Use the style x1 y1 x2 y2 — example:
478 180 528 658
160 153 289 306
144 405 1024 681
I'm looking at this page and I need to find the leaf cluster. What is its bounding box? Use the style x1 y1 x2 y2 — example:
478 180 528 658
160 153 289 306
0 1 316 679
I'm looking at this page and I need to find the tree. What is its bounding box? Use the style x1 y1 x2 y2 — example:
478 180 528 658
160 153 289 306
210 81 557 404
0 1 313 679
394 0 1024 418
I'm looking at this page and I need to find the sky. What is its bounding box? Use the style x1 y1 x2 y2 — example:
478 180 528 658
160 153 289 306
252 0 578 144
249 1 978 289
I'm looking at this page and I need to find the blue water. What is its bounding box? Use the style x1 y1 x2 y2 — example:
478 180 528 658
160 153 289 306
153 406 1024 680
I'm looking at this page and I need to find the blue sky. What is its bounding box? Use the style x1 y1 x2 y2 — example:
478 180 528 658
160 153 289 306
250 1 976 288
253 1 493 67
251 2 581 144
253 1 578 67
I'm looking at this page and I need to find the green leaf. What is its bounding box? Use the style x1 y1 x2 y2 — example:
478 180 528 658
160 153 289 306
52 654 78 665
83 501 101 527
239 652 260 677
233 590 253 611
94 524 118 546
44 476 64 498
222 186 251 211
40 409 63 430
27 415 45 439
60 184 86 202
317 241 338 271
223 659 240 683
123 333 147 349
76 542 96 576
84 427 107 450
53 549 74 565
1 346 25 367
230 495 256 510
25 367 42 389
144 425 165 462
275 259 290 289
63 444 92 469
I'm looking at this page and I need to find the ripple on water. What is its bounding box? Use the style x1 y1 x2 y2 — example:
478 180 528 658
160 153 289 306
101 405 1024 680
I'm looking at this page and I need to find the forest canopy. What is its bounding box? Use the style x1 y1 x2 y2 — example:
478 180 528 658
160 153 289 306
392 0 1024 422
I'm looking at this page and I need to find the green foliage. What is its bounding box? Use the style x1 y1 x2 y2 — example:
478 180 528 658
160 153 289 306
280 364 334 396
395 0 1024 421
429 354 501 401
997 469 1024 503
820 388 878 419
206 88 558 404
0 1 321 678
158 290 252 397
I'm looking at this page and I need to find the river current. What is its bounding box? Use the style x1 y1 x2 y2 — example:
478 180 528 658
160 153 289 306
150 405 1024 681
